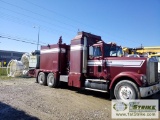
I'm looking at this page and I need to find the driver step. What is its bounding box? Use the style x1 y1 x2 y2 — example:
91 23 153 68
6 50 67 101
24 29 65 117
86 79 108 83
84 87 108 93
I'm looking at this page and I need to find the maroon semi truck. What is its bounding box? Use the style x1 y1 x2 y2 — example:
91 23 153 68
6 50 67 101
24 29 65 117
30 31 160 100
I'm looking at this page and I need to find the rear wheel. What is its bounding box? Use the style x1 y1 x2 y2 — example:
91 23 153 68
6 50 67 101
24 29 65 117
114 80 140 100
38 72 47 85
47 73 59 88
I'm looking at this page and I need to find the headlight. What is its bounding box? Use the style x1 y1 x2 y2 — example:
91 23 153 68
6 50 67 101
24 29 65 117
140 75 147 85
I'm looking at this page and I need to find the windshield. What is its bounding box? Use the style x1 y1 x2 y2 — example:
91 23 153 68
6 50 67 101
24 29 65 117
104 44 123 57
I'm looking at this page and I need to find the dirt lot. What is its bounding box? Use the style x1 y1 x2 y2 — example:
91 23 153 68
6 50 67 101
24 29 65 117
0 77 160 120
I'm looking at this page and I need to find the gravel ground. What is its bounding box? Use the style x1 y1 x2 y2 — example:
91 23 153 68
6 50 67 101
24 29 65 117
0 77 160 120
0 78 111 120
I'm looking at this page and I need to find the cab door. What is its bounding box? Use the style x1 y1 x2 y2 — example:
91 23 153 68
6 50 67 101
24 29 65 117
88 44 104 78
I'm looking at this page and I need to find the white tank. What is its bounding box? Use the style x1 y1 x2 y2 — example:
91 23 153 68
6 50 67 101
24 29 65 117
7 60 24 77
7 53 30 77
21 53 30 75
7 51 40 77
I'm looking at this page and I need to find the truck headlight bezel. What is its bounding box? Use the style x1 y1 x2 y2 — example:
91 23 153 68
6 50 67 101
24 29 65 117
140 75 147 85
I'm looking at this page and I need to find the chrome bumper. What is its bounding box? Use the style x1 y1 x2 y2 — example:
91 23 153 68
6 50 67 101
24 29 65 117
140 83 160 97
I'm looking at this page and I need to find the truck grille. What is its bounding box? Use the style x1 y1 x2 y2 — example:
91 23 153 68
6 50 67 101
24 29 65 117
147 60 158 84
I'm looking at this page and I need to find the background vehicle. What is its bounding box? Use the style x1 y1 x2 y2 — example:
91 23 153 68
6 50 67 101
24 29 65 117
29 31 160 100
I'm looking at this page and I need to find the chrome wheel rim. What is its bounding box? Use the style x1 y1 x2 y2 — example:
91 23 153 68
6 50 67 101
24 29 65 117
39 74 43 83
119 86 133 100
48 76 54 85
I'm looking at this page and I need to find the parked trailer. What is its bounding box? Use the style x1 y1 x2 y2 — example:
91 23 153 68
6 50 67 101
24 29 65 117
29 31 160 100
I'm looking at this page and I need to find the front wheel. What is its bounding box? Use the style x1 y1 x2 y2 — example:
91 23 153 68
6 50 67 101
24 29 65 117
47 73 59 88
114 80 140 100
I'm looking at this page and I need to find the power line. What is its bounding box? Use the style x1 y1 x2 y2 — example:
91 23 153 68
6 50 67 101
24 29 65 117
0 12 38 29
23 0 101 29
0 33 47 45
0 12 140 47
0 7 76 32
0 12 74 38
23 0 88 29
22 0 143 46
0 0 144 47
0 0 79 30
0 35 45 45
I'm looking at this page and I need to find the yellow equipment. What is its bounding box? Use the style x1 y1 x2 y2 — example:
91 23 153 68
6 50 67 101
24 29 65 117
123 46 160 56
136 46 160 54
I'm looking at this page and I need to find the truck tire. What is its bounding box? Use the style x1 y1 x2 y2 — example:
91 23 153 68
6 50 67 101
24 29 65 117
47 73 59 88
114 80 140 100
38 72 47 85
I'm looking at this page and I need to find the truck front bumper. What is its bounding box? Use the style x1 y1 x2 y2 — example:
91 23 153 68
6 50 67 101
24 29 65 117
140 83 160 97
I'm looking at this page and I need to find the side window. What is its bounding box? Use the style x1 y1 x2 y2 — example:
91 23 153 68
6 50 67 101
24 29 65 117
93 46 102 57
89 46 102 57
89 46 94 56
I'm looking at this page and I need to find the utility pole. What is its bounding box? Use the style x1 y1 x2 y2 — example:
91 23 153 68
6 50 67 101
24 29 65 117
37 26 40 50
33 26 40 50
